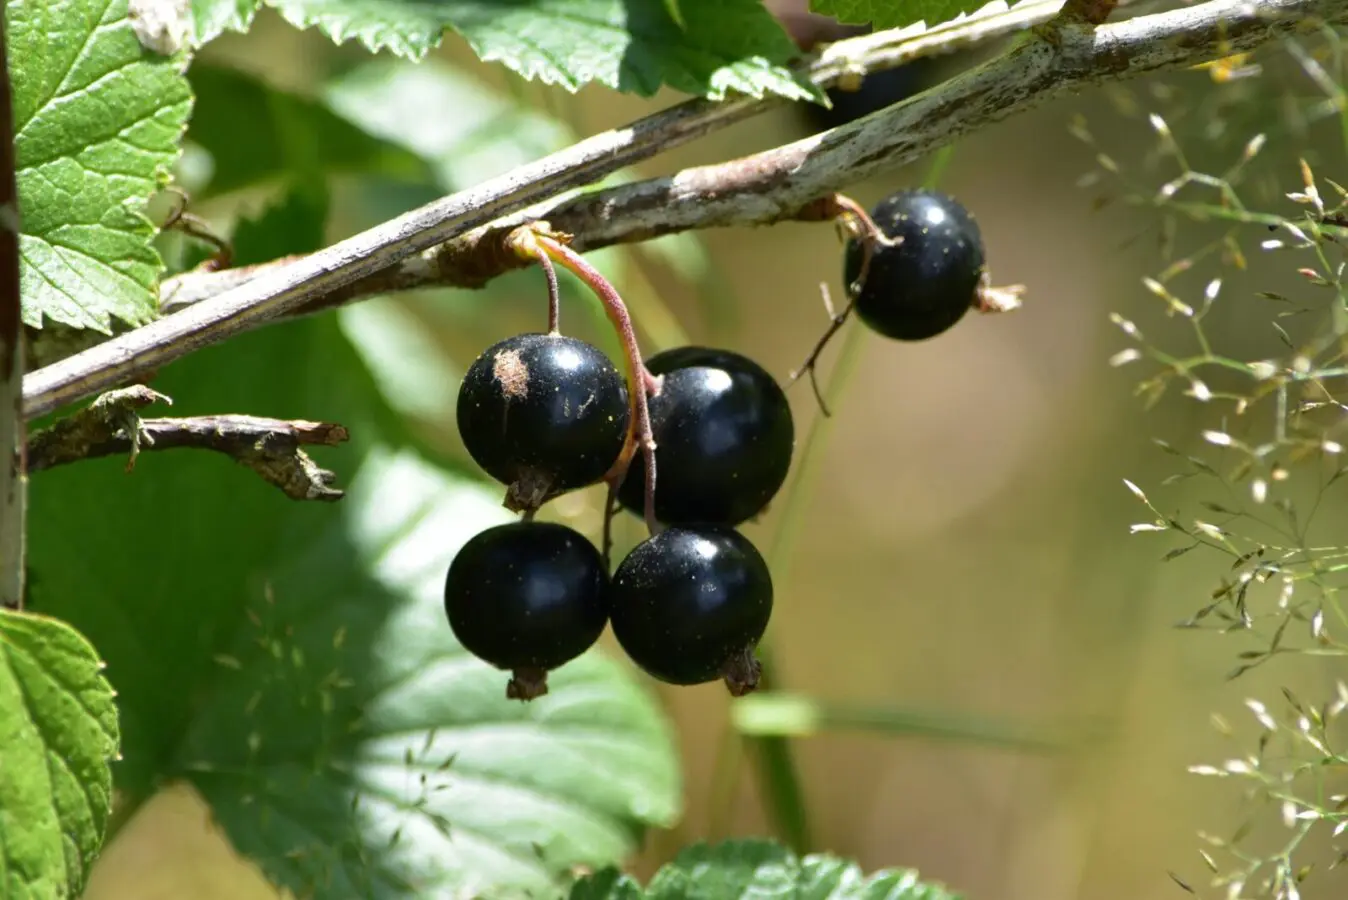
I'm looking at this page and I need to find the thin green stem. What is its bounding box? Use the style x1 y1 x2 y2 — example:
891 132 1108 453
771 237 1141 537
0 5 23 610
733 692 1090 752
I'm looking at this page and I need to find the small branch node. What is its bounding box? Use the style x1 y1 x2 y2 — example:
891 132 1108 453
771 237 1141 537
28 396 350 502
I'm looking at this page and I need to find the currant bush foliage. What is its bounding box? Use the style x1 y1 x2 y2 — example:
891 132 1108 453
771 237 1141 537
195 0 819 100
1079 44 1348 897
5 0 953 890
3 0 1176 895
568 839 962 900
810 0 1022 30
0 611 119 899
10 0 192 332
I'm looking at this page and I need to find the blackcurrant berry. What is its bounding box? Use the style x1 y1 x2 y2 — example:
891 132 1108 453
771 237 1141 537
457 333 630 512
800 63 940 134
609 526 773 696
617 347 794 527
444 520 610 701
843 189 987 341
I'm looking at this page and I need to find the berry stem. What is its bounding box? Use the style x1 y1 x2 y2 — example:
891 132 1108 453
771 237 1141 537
540 249 563 334
822 192 897 296
789 282 852 418
601 479 620 571
511 226 661 536
787 193 895 416
503 226 564 334
161 187 234 272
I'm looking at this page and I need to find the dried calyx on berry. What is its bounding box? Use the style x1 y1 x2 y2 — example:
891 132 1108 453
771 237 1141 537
457 332 630 513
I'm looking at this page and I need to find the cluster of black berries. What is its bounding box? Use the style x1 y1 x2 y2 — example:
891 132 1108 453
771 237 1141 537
445 328 793 700
443 188 1019 701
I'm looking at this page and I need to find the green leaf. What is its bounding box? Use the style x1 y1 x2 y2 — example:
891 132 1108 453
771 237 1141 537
28 313 681 897
570 840 964 899
11 0 194 332
0 610 120 898
190 0 815 105
810 0 1010 30
185 63 433 199
323 57 574 192
272 0 819 101
337 299 468 434
185 447 682 897
191 0 261 46
661 0 684 28
27 316 382 800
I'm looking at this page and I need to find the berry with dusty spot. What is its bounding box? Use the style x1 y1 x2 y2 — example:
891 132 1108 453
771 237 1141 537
457 332 630 512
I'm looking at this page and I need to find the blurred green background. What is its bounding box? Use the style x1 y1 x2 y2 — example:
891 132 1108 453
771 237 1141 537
78 10 1348 899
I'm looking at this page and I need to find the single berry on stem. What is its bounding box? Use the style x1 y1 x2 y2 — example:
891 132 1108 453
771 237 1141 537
457 332 630 513
844 188 993 341
798 63 943 134
609 526 773 696
790 190 1025 416
786 193 897 414
444 521 610 701
507 224 662 539
618 346 794 527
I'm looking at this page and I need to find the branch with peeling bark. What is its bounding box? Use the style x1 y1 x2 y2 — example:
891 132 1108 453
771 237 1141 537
14 0 1062 417
158 0 1334 320
27 386 349 501
21 0 1346 422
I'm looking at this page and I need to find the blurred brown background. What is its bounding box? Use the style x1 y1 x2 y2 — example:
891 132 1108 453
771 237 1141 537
82 8 1348 900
